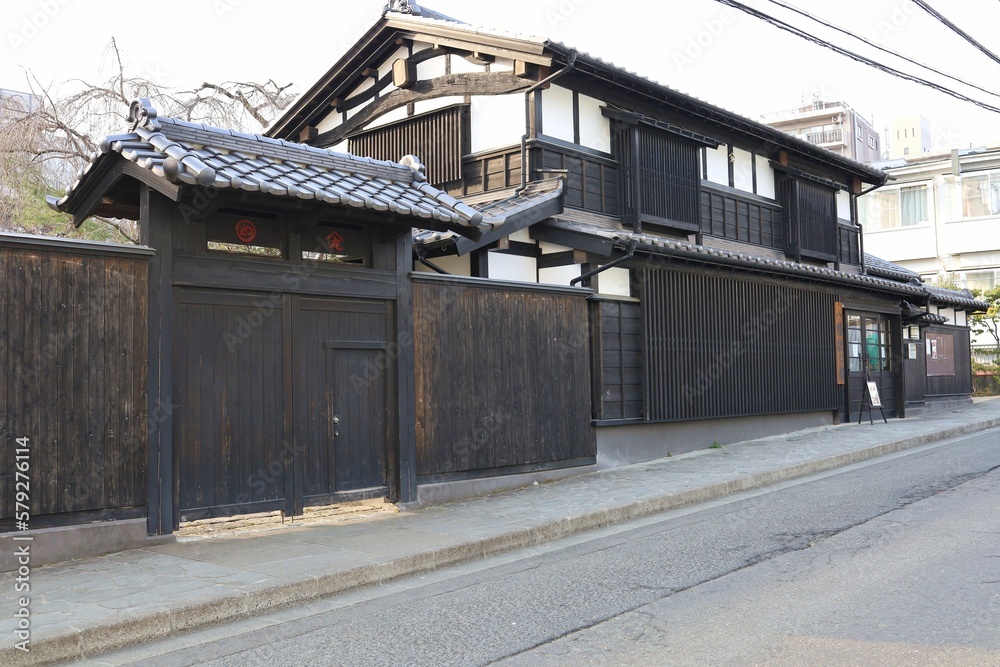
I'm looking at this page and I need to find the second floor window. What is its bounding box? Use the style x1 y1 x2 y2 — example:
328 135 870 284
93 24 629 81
865 185 929 230
606 108 716 234
960 172 1000 218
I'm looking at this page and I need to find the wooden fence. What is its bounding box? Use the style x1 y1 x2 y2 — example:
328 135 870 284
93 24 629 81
0 234 151 529
413 274 596 482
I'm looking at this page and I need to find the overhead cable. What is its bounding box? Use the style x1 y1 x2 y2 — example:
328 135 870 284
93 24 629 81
764 0 1000 100
712 0 1000 114
911 0 1000 67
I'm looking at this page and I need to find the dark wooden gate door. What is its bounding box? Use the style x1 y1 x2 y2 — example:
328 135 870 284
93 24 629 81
173 288 291 521
173 289 390 522
293 297 390 512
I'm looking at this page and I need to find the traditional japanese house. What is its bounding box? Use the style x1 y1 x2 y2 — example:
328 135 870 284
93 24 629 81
268 1 986 477
24 2 986 539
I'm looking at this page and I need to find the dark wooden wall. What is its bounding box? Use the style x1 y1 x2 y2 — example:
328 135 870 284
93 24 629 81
413 276 595 481
701 184 783 250
533 141 619 215
639 267 840 422
925 325 973 398
0 239 150 528
591 298 643 421
349 104 469 187
449 146 522 198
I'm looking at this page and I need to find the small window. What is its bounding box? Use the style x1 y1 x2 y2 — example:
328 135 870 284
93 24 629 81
300 222 372 266
868 134 876 149
904 147 910 156
206 216 286 259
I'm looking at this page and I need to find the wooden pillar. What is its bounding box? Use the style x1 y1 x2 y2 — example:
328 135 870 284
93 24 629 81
395 232 418 503
140 186 175 535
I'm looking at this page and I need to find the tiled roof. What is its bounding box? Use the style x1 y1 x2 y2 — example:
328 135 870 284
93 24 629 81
49 99 486 232
924 285 989 310
413 178 564 249
864 253 922 283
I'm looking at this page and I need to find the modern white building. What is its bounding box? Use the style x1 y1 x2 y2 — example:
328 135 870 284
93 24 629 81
860 146 1000 357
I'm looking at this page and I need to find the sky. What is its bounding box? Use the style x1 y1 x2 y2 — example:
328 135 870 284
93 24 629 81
4 0 1000 152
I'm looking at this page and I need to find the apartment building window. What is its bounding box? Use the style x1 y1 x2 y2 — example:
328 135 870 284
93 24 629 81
960 172 1000 218
868 134 876 149
865 184 929 230
857 123 863 141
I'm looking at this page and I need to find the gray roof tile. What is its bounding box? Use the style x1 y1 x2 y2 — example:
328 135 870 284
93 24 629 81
50 99 486 232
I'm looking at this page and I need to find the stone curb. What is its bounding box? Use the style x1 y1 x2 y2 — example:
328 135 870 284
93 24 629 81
12 415 1000 666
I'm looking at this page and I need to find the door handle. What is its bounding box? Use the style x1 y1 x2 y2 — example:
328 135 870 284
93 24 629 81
333 414 340 437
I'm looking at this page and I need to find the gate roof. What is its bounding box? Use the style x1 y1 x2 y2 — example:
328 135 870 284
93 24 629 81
48 98 486 237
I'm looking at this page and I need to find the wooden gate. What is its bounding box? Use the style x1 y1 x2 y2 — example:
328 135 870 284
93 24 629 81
173 288 390 521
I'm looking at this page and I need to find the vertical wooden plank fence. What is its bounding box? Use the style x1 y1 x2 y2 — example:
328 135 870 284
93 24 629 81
0 235 151 529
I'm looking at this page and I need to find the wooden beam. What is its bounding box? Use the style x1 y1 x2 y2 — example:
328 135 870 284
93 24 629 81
392 58 417 89
315 72 535 147
298 126 318 143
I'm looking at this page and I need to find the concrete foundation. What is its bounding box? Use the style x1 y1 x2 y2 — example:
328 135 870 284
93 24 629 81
412 464 598 508
0 519 175 573
596 411 834 469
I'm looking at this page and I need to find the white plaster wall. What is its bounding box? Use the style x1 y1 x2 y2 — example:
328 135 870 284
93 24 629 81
449 54 483 75
489 252 537 282
597 267 630 297
541 85 575 144
363 106 409 131
837 190 852 221
863 226 937 262
705 145 729 186
755 154 776 199
413 96 468 116
732 147 754 193
316 109 343 134
379 47 410 79
331 140 349 154
509 228 533 243
538 241 573 254
938 307 957 324
346 76 373 101
471 94 526 153
417 55 447 80
578 94 611 154
539 264 581 286
492 57 514 72
415 253 471 276
955 311 968 326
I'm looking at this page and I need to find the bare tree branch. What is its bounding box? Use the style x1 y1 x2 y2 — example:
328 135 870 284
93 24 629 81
0 38 297 239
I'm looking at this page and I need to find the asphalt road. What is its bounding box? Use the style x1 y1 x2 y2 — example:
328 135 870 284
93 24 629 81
87 430 1000 667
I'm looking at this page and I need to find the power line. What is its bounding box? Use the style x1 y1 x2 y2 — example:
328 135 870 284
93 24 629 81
712 0 1000 114
911 0 1000 67
763 0 1000 100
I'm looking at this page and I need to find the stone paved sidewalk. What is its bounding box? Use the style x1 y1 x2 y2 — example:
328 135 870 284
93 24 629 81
3 398 1000 666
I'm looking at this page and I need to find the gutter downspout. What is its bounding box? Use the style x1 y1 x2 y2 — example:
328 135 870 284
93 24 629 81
570 239 637 287
518 49 578 194
415 247 450 275
856 179 890 275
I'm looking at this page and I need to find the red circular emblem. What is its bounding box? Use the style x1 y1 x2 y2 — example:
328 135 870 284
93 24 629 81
235 219 257 244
